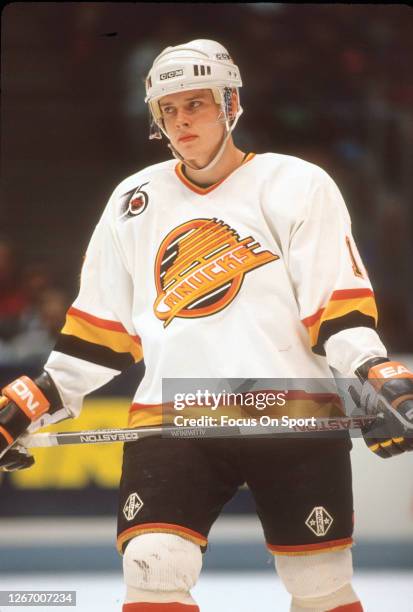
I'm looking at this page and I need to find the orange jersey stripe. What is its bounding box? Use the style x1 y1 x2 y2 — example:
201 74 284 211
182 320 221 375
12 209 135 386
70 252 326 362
302 306 325 329
117 523 207 554
329 603 363 611
267 537 353 556
62 311 143 362
128 407 164 428
67 307 140 340
127 397 344 429
130 402 164 414
175 163 226 195
123 604 200 611
302 289 375 328
330 288 373 301
129 392 342 412
302 290 377 347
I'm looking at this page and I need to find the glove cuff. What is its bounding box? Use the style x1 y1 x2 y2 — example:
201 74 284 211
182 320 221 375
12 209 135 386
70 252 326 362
355 356 389 381
2 376 50 421
34 372 63 414
0 372 62 453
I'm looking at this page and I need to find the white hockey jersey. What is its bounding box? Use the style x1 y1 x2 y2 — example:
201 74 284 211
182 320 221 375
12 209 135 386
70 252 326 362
44 153 385 427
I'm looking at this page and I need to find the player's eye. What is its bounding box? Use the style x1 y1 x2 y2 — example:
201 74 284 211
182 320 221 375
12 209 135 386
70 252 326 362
162 106 174 115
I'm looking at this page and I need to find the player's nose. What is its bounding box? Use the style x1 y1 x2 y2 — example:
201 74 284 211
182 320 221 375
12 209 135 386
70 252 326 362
175 108 191 128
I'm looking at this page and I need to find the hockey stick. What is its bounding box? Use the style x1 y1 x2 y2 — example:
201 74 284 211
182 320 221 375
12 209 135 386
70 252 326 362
24 414 379 448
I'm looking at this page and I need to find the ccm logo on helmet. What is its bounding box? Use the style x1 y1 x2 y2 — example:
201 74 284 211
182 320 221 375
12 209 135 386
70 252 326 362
160 69 184 80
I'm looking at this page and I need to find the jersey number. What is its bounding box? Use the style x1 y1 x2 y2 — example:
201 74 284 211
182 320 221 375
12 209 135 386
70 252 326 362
345 236 364 278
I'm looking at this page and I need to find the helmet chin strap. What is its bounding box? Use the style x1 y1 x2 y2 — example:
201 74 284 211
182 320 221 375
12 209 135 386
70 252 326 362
166 107 243 173
167 128 231 173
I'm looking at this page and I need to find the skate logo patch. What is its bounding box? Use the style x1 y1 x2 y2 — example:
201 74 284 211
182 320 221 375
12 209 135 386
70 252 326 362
305 506 333 537
154 218 279 327
123 492 144 521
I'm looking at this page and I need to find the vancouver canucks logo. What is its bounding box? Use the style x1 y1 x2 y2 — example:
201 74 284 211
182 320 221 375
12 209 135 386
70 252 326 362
154 218 279 327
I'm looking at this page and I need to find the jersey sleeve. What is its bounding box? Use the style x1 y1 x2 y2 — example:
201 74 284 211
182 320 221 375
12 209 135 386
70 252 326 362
288 167 381 362
43 197 143 419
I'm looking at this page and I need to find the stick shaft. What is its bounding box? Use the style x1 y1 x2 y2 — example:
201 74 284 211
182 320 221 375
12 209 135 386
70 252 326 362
25 415 377 448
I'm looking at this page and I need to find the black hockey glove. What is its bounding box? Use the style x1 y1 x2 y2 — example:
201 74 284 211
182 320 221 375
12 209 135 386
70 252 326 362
0 372 62 471
354 357 413 458
0 445 35 471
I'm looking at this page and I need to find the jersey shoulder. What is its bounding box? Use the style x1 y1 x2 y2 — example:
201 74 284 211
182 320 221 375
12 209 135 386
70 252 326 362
253 152 333 185
250 153 346 221
103 159 176 219
113 159 176 198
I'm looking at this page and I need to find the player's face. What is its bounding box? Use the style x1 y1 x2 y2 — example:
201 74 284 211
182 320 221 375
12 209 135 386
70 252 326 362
159 89 225 166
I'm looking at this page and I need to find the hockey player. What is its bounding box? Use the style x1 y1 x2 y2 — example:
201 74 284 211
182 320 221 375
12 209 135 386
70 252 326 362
1 40 413 612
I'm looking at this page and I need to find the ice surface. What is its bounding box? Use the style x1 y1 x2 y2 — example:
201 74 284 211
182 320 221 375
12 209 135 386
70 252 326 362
0 570 412 611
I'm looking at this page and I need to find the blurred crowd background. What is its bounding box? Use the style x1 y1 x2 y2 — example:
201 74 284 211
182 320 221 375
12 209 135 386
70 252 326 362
1 3 412 366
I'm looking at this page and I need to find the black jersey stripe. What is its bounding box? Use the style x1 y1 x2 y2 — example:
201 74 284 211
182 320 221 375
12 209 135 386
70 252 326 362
54 334 137 371
312 312 377 357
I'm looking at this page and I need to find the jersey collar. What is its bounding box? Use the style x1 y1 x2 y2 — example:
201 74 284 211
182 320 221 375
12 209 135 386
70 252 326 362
175 153 255 195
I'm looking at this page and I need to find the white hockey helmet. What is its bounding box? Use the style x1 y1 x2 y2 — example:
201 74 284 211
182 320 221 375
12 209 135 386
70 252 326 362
145 39 243 142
